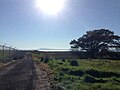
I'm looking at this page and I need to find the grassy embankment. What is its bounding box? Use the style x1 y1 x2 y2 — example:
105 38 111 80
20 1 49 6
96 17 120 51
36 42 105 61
32 53 120 90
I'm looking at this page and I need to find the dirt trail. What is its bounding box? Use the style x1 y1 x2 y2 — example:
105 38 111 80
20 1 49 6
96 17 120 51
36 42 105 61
0 53 53 90
0 59 35 90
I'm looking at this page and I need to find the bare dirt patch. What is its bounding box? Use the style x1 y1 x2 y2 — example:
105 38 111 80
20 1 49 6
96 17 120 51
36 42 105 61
34 62 54 90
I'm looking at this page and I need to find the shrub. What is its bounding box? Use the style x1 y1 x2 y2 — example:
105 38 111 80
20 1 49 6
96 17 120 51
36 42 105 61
69 70 84 76
41 57 44 62
84 75 107 83
43 57 49 63
84 75 96 83
58 62 63 65
62 59 65 62
86 69 120 78
70 60 79 66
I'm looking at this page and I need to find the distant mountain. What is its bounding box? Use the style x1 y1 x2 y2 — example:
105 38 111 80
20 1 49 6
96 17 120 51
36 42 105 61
38 48 69 51
39 48 52 50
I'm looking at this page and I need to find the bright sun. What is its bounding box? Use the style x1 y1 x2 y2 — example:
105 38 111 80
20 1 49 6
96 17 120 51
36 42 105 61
36 0 65 15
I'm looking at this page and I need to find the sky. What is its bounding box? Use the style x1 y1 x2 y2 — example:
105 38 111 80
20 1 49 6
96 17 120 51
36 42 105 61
0 0 120 50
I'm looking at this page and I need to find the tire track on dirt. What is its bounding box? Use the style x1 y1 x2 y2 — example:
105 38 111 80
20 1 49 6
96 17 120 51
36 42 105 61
0 59 35 90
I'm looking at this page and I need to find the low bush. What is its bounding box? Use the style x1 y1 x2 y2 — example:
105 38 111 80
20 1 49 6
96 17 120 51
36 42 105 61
84 75 107 83
43 57 49 63
68 70 84 76
70 60 79 66
41 57 44 62
62 59 65 62
86 69 120 78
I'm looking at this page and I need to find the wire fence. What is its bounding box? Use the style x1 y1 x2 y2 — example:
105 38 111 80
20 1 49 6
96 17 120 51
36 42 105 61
0 44 25 63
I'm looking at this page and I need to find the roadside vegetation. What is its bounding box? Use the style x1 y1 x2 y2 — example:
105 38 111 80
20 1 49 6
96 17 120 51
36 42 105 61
32 54 120 90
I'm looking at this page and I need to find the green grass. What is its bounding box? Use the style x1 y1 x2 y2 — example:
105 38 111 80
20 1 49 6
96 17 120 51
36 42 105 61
33 53 120 90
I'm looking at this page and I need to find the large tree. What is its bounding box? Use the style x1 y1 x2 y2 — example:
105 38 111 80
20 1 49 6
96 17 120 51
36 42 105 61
70 29 120 58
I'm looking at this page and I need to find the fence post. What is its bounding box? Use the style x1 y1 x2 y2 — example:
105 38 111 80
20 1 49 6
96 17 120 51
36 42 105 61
0 45 2 62
2 43 7 62
9 46 12 60
17 49 20 59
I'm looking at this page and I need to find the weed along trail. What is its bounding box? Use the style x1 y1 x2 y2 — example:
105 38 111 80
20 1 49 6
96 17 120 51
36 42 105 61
0 53 53 90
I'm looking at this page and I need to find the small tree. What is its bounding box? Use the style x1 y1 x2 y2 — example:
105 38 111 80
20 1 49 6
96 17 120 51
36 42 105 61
70 29 120 58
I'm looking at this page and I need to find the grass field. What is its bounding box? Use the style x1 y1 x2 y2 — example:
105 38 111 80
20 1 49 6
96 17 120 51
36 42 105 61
33 54 120 90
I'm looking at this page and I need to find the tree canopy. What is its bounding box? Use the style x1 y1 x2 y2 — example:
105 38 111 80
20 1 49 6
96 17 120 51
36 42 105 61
70 29 120 59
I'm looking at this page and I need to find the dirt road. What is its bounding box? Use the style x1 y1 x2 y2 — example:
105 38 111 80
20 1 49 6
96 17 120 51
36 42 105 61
0 53 52 90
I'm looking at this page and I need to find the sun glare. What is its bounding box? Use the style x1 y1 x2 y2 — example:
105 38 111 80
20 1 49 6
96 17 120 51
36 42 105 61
36 0 65 16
